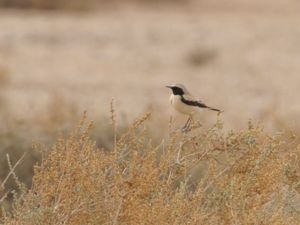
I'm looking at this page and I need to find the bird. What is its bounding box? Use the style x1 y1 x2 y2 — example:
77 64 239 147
166 84 222 131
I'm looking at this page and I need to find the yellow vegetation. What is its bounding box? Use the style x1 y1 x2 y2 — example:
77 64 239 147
1 109 300 224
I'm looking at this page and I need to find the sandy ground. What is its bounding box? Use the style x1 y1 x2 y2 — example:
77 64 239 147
1 3 300 131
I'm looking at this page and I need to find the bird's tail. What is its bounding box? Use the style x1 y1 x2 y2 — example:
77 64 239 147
208 107 223 113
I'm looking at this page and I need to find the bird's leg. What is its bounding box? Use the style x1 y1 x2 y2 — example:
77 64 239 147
190 116 194 127
182 116 191 132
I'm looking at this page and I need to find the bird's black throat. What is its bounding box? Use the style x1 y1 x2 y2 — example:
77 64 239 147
170 86 184 95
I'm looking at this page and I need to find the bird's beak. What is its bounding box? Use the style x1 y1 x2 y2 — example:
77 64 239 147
166 85 172 89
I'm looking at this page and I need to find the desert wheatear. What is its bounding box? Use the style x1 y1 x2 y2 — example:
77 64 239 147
166 84 222 130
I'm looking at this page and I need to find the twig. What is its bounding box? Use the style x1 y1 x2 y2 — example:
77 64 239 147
203 165 231 193
110 98 117 152
0 191 9 204
1 153 26 190
112 200 123 225
180 147 211 162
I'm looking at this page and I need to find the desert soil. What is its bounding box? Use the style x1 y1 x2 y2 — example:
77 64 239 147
1 2 300 131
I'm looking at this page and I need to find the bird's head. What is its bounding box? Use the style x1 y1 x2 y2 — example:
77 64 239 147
166 84 187 96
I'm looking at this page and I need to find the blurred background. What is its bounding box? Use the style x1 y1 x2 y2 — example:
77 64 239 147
0 0 300 201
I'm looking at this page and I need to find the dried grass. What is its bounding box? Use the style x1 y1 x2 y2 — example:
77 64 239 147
1 110 300 224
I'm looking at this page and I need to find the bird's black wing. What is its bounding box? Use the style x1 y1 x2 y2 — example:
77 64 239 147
181 96 222 112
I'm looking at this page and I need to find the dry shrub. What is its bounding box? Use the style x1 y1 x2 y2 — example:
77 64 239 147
186 48 218 68
1 113 300 224
0 95 79 198
0 95 129 215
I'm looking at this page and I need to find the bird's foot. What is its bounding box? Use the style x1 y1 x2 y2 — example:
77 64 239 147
181 121 202 133
181 124 192 133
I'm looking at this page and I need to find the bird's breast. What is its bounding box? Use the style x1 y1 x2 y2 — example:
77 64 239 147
169 95 196 115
